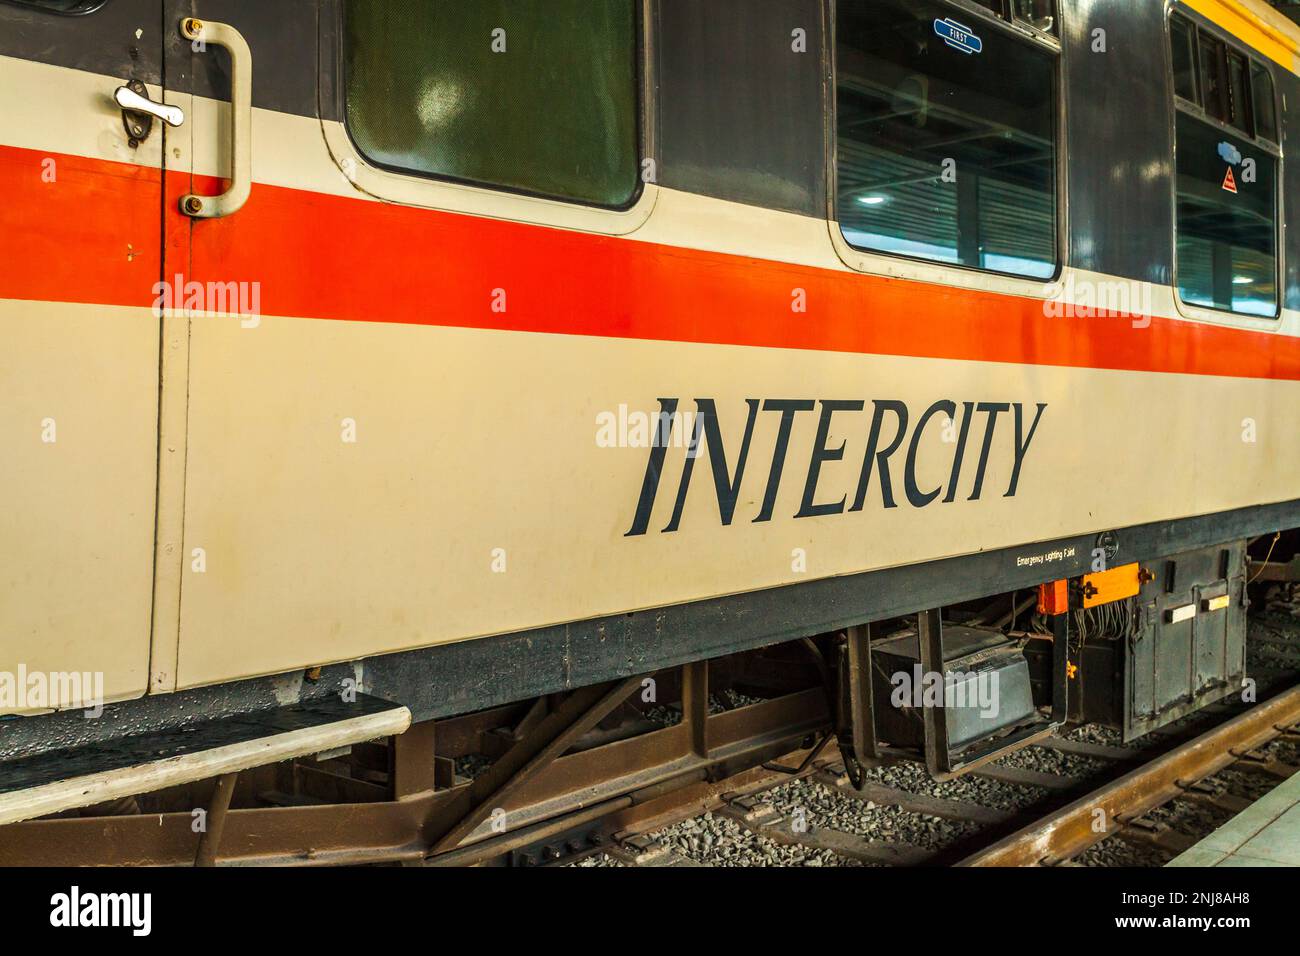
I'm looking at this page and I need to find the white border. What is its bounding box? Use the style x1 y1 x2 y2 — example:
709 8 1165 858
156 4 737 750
320 121 659 238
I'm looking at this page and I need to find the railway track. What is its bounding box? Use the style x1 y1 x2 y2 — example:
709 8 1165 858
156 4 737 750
960 685 1300 866
390 608 1300 868
542 637 1300 869
561 703 1299 868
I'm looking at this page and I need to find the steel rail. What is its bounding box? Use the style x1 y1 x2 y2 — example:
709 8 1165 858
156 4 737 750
958 685 1300 866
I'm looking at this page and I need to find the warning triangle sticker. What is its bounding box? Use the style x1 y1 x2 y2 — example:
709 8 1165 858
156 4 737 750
1223 167 1238 194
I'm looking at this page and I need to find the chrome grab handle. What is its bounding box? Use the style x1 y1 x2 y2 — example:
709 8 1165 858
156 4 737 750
114 84 185 128
179 17 252 219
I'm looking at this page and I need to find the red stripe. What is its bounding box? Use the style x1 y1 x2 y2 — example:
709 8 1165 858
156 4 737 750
5 143 1300 381
0 146 161 308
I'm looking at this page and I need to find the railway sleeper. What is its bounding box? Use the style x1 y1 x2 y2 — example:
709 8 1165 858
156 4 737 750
1113 817 1199 855
1033 737 1141 763
607 836 702 868
969 765 1082 792
720 796 936 867
1228 747 1300 779
813 771 1018 827
1177 779 1254 815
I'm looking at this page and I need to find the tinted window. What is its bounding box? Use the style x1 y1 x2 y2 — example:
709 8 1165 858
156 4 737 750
657 0 827 216
1199 34 1227 121
1226 50 1251 133
1011 0 1056 34
344 0 639 207
969 1 1005 17
1175 113 1277 317
3 0 107 11
1252 62 1278 143
1170 15 1198 102
835 0 1057 279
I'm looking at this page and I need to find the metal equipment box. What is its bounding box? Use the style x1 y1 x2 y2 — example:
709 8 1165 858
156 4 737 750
871 625 1038 753
1028 542 1247 741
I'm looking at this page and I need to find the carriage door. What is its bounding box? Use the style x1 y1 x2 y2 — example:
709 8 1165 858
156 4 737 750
0 0 173 712
162 1 329 691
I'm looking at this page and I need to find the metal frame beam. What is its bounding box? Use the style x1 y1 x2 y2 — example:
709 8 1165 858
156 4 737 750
426 676 651 854
0 683 828 867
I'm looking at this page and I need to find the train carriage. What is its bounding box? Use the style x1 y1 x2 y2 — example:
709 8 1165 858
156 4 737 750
2 0 1300 865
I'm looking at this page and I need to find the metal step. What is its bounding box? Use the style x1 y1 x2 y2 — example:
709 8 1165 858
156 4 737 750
0 694 410 825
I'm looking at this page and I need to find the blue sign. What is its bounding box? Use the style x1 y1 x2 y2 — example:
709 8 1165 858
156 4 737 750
934 18 983 55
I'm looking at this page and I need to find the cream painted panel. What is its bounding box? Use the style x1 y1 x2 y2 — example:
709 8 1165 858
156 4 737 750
0 54 164 169
0 300 159 712
174 315 1300 688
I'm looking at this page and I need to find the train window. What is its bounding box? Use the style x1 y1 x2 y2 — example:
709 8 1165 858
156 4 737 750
1226 51 1252 134
1252 62 1278 143
1168 10 1280 319
1010 0 1056 34
1172 14 1279 144
2 0 107 12
1199 34 1229 122
1170 15 1199 103
1174 114 1278 317
343 0 640 208
835 0 1058 279
933 0 1056 35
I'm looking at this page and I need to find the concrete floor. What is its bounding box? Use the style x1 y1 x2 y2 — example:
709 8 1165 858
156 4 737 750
1169 770 1300 867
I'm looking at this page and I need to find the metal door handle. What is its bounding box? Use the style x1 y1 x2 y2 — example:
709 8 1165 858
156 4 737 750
179 17 253 219
114 84 185 128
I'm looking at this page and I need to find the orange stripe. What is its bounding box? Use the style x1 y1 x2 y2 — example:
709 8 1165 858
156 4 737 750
5 143 1300 382
0 146 160 308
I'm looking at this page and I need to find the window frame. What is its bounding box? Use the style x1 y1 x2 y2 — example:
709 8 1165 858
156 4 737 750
1251 60 1279 143
321 0 658 237
827 0 1068 294
1166 4 1284 326
952 0 1059 40
0 0 107 13
1170 12 1201 104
